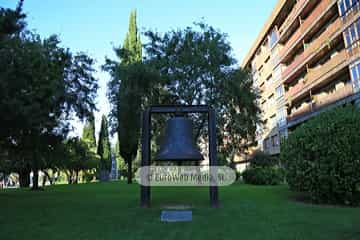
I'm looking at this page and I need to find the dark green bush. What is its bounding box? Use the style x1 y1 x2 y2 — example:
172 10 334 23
242 166 283 185
281 105 360 206
250 150 280 167
242 151 283 185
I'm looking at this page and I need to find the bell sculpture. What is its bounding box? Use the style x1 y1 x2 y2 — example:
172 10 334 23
155 116 204 161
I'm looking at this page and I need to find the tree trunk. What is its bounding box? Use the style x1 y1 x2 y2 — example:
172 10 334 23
43 170 53 185
32 168 39 190
74 170 79 184
19 168 30 188
66 171 72 184
42 171 47 187
127 158 132 184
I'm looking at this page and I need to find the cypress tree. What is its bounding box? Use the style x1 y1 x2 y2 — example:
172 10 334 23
122 10 142 64
97 115 111 173
82 112 96 151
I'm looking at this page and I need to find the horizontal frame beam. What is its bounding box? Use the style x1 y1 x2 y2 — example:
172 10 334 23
149 105 210 114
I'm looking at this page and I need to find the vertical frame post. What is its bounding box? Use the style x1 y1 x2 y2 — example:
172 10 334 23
140 108 151 207
208 108 219 208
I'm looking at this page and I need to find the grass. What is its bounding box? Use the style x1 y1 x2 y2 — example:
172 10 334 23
0 182 359 240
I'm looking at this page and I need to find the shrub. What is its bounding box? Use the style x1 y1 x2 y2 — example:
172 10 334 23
281 105 360 206
242 151 284 185
242 166 283 185
250 150 279 168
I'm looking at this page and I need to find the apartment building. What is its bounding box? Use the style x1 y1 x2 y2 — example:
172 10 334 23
242 0 360 155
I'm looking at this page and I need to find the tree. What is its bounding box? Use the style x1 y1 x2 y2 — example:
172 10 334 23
104 9 147 184
106 62 160 183
97 115 111 180
113 140 126 177
121 10 142 64
143 22 261 162
82 113 97 151
0 4 98 189
0 0 26 40
62 137 98 184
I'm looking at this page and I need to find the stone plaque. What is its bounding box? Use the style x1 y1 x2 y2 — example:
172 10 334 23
160 210 192 222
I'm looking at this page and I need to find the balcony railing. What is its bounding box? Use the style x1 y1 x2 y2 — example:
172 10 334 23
313 83 353 108
287 83 354 121
287 102 312 121
285 49 347 100
281 18 342 81
278 0 308 37
306 50 347 84
285 79 305 100
280 0 335 61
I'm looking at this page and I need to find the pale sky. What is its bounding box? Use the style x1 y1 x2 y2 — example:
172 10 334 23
1 0 278 142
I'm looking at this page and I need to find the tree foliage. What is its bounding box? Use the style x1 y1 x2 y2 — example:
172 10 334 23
104 10 150 183
0 2 98 188
62 137 98 184
143 22 261 161
82 113 97 150
121 10 142 64
97 115 111 172
281 105 360 206
0 0 26 40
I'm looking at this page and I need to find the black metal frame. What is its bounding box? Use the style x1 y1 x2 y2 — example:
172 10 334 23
140 105 219 208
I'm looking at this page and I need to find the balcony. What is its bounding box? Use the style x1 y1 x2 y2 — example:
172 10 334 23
285 49 347 100
306 50 347 85
287 102 312 121
313 83 353 108
281 18 342 81
278 0 308 38
285 79 305 100
287 83 354 121
280 0 336 61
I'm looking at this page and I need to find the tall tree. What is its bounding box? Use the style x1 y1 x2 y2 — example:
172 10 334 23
0 0 26 40
81 113 97 150
97 115 111 180
143 22 261 162
0 3 98 189
122 10 142 64
104 9 147 184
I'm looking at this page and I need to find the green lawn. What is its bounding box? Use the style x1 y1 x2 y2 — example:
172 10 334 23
0 182 359 240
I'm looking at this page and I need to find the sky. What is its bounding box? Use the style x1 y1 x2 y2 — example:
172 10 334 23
1 0 278 140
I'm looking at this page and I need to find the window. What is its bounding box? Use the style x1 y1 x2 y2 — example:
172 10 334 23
277 107 287 127
339 0 360 16
279 129 288 140
273 65 282 81
264 138 271 150
350 59 360 92
350 24 357 42
275 85 284 99
344 19 360 48
269 29 278 49
339 0 346 16
271 135 280 147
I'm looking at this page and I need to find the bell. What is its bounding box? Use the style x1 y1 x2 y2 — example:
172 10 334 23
155 116 204 161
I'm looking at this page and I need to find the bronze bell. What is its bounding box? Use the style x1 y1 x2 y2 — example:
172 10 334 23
155 116 204 161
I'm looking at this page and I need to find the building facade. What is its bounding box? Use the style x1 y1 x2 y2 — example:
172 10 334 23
242 0 360 155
